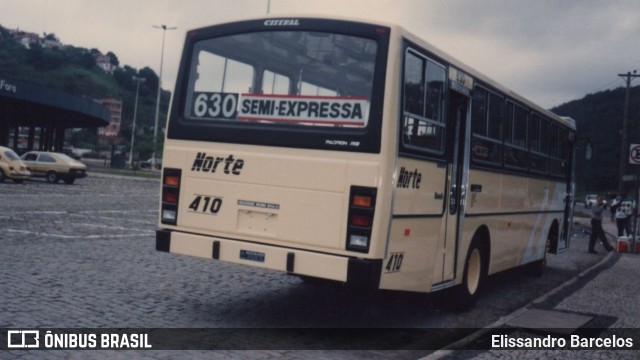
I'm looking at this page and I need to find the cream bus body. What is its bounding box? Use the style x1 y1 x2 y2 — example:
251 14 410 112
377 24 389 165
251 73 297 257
156 16 575 307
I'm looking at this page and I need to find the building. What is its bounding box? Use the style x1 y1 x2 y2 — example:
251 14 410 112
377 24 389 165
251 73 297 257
96 98 123 137
11 30 63 50
95 53 117 74
12 31 39 49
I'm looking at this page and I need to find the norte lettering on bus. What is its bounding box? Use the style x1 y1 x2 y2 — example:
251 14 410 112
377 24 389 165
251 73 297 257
397 167 422 189
191 152 244 175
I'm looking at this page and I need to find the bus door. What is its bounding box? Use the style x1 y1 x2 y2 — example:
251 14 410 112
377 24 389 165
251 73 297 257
437 68 473 285
555 130 576 254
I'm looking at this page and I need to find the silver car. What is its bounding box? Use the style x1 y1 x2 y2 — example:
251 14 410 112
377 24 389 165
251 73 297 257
584 194 598 208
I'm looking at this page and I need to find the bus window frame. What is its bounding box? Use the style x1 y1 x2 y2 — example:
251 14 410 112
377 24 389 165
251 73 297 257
550 124 572 179
528 112 551 176
471 84 504 167
399 43 450 161
467 83 574 181
504 100 529 171
166 18 390 154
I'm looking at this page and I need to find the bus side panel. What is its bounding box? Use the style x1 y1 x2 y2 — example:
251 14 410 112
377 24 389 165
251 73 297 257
465 169 568 275
519 177 566 265
392 158 446 215
379 158 446 292
379 218 440 292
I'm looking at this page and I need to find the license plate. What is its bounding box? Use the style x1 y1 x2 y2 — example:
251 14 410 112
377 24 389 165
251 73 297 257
240 250 265 263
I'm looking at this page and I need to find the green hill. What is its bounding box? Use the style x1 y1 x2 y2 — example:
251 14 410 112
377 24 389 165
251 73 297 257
551 86 640 194
0 25 169 158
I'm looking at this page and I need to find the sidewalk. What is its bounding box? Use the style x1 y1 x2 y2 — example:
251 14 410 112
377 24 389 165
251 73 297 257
427 216 640 359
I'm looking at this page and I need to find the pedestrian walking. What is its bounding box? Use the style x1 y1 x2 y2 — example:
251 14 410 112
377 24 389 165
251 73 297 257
610 190 636 237
590 195 614 254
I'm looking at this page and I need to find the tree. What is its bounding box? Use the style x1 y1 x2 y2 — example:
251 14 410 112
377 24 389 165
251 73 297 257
63 46 96 69
138 67 159 94
113 65 137 91
42 33 59 42
551 86 640 193
106 51 119 67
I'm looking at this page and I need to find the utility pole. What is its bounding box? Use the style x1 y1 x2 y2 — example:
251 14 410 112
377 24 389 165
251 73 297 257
129 76 145 167
617 70 640 192
151 24 177 168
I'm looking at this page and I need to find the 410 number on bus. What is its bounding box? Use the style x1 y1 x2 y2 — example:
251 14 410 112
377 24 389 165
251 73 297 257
188 194 224 215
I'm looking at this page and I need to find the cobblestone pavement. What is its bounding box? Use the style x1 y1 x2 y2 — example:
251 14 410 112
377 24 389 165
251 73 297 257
0 175 610 359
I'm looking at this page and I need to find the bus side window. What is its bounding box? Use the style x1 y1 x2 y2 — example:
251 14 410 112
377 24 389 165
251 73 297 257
402 49 446 155
550 125 569 178
471 86 503 165
504 102 529 169
529 114 550 174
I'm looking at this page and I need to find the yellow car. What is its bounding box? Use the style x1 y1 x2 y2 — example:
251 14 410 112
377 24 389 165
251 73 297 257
0 146 31 183
20 151 87 184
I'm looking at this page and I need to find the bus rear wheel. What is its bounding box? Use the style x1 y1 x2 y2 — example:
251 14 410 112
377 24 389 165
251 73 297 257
526 234 551 277
454 240 486 311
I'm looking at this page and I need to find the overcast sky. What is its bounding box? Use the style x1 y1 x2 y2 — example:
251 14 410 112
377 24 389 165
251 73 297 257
1 0 639 109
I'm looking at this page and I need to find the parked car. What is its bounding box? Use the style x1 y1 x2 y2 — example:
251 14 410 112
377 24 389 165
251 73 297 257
62 147 82 160
20 151 87 184
0 146 31 183
584 194 598 208
139 157 162 169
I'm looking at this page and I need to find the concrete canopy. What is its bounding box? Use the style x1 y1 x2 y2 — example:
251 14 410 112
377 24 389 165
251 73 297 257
0 74 110 151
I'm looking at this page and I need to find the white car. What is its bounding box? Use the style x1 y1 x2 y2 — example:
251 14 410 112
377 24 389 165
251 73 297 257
584 194 598 208
139 157 162 169
0 146 31 183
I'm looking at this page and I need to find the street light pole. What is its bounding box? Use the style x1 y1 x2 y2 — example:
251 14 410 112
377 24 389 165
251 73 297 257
129 76 145 166
617 70 640 191
152 24 177 166
618 70 640 253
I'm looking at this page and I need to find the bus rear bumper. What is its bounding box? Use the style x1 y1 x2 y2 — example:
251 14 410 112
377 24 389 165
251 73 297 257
156 229 382 287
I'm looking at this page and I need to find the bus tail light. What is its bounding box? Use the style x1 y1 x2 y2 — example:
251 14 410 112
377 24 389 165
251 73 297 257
346 186 377 253
161 168 181 225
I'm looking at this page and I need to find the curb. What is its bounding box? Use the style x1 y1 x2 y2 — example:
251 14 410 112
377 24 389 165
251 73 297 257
88 171 160 182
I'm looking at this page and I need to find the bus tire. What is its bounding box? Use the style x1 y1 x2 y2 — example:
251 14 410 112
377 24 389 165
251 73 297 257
526 232 552 277
454 239 486 311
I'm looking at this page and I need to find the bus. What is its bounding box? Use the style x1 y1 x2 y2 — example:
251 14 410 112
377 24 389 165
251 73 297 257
156 16 576 309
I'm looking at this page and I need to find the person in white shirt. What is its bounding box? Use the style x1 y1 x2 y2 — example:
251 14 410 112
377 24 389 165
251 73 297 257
610 190 636 237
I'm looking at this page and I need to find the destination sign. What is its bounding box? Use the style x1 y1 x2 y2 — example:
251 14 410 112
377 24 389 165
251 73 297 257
190 92 369 127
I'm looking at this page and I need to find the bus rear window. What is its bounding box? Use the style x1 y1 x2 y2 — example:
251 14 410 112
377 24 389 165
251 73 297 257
183 31 377 128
